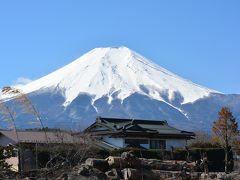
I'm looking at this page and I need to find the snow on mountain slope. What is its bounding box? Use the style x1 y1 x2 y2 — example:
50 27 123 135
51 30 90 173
18 46 217 107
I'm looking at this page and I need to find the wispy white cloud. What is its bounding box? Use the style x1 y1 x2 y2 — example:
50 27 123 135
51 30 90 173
13 77 32 86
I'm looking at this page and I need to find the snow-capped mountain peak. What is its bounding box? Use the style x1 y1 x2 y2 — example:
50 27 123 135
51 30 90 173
19 46 217 106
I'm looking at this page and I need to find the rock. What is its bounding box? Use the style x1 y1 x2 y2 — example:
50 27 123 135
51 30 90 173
105 168 120 180
69 166 107 180
209 173 217 179
200 173 208 179
77 165 92 176
90 168 107 180
85 158 110 172
217 173 227 180
140 158 187 171
121 151 135 160
121 151 141 168
106 156 128 169
106 156 141 169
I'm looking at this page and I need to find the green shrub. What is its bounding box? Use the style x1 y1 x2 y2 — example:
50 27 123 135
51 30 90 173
173 148 224 161
173 147 225 172
188 142 221 148
111 148 171 159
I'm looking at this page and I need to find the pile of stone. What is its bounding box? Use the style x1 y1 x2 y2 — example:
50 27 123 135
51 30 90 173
59 151 199 180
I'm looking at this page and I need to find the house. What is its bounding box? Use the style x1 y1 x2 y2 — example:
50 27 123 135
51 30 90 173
0 130 82 172
85 117 195 150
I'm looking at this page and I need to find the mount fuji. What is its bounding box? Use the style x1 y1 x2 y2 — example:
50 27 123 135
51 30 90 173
1 47 240 131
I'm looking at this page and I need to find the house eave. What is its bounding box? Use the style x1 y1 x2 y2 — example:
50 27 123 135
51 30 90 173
89 131 194 140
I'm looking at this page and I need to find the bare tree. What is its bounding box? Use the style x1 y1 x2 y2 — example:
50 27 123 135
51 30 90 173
212 107 239 173
1 86 50 174
188 131 213 148
1 86 48 143
41 130 95 178
0 99 19 142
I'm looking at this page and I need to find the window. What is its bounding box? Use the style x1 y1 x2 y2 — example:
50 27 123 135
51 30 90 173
150 140 166 149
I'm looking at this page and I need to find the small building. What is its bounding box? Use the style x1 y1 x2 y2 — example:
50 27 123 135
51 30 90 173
0 130 75 146
0 130 81 172
85 117 195 150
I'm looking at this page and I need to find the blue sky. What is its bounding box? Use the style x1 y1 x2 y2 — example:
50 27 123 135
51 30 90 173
0 0 239 94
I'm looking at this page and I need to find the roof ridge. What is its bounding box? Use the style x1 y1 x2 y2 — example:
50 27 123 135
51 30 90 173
98 117 167 125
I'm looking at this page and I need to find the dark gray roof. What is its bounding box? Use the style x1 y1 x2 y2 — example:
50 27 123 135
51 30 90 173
85 117 195 139
0 130 83 144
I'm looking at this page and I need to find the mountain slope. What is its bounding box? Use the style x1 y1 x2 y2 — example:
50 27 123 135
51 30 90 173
21 47 216 105
1 47 239 131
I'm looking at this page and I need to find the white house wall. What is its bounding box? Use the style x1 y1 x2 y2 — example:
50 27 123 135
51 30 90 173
166 139 186 150
138 143 149 149
102 136 124 148
102 136 187 150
